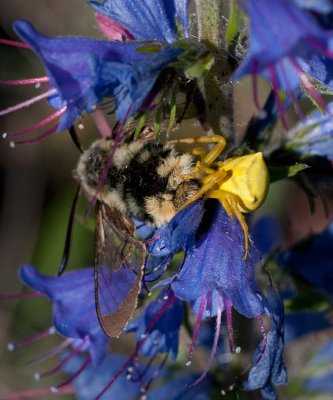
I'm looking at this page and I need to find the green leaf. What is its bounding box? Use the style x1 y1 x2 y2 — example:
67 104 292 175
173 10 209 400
134 114 146 139
136 43 164 53
269 163 309 183
226 0 241 45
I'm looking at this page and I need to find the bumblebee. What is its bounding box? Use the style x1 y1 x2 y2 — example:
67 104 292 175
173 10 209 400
75 137 200 227
74 136 199 338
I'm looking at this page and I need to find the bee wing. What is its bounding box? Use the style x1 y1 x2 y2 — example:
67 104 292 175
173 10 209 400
94 202 147 337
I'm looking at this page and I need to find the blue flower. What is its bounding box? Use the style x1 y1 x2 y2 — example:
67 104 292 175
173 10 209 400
305 341 333 394
244 287 287 400
279 221 333 297
62 354 142 400
19 265 108 366
88 0 190 42
14 20 182 129
153 200 267 319
235 0 333 97
126 289 183 360
285 102 333 160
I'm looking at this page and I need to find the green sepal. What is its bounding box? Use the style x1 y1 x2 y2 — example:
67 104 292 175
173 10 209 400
269 163 309 183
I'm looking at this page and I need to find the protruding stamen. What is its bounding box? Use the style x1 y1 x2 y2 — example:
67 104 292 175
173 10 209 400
225 296 235 353
0 385 75 400
186 294 206 366
252 60 261 110
254 315 268 365
189 292 223 387
0 89 57 117
0 291 41 301
0 77 49 85
92 109 112 138
6 108 65 138
14 125 58 145
38 336 88 379
8 327 56 350
290 57 328 114
0 38 30 49
27 338 73 366
268 65 289 129
52 356 91 390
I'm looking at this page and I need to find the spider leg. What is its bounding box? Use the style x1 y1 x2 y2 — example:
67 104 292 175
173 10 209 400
180 169 228 209
169 134 227 167
207 190 249 260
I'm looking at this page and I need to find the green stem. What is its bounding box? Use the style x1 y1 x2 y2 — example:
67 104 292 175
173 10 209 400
194 0 235 137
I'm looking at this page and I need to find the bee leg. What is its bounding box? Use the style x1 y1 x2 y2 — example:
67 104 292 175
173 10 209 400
206 190 249 260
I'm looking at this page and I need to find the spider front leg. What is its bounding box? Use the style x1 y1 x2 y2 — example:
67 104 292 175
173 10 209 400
207 190 249 260
169 134 227 173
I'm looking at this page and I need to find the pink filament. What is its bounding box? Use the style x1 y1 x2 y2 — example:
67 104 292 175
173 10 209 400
144 294 176 334
0 291 41 300
54 356 91 390
268 65 289 129
10 328 55 349
252 60 261 110
0 89 57 116
225 296 235 353
14 125 58 145
7 107 65 138
0 77 49 85
92 109 112 138
290 57 328 114
39 336 89 378
306 37 333 59
187 294 206 365
95 287 175 400
189 292 223 387
0 385 74 400
254 315 268 365
27 338 73 366
0 38 30 49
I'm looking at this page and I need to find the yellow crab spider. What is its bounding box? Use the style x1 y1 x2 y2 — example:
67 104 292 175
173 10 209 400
169 135 270 259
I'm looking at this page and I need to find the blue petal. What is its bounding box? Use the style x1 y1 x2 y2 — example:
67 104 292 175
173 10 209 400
286 102 333 160
14 20 144 130
99 46 183 122
285 311 331 344
19 265 108 365
244 288 287 400
251 215 282 255
150 374 210 400
149 200 205 257
234 0 331 91
165 201 266 318
88 0 179 43
62 354 142 400
280 221 333 296
126 289 183 359
292 0 333 13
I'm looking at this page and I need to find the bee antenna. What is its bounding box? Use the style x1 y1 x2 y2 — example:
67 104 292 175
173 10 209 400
68 126 84 153
58 185 81 276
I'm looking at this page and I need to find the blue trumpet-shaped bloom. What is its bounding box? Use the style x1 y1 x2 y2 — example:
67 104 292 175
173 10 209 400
62 354 142 400
154 201 267 319
126 289 183 359
279 221 333 297
244 288 287 400
286 102 333 160
19 265 108 366
14 20 183 128
88 0 190 42
235 0 333 93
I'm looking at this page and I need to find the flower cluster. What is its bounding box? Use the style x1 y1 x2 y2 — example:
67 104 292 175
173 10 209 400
1 0 333 400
